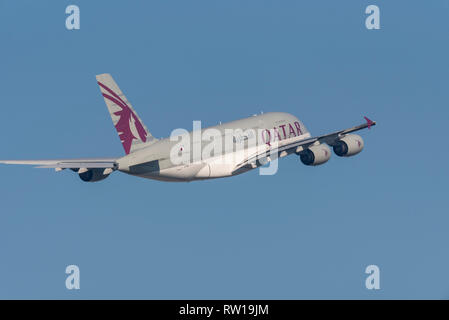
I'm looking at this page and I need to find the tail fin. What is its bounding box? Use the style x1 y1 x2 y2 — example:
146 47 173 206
96 73 157 154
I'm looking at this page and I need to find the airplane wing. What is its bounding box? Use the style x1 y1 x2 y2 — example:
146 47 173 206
235 116 376 170
0 158 118 170
278 116 376 152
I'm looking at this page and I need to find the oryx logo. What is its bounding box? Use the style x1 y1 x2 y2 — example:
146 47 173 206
98 81 147 154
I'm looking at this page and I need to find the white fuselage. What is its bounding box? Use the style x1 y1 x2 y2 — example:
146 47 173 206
116 112 311 182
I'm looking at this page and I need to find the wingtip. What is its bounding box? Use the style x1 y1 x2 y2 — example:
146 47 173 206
363 116 376 129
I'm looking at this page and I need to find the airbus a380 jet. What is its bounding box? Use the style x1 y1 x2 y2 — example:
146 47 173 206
0 74 376 182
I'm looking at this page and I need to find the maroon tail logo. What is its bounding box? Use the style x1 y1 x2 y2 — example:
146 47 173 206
98 81 147 154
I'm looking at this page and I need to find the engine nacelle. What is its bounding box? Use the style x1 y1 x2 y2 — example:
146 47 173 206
78 168 111 182
300 144 331 166
333 134 364 157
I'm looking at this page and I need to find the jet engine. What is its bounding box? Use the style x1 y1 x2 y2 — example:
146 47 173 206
299 144 331 166
78 168 112 182
332 134 364 157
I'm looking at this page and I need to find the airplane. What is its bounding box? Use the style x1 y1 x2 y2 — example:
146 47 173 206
0 74 376 182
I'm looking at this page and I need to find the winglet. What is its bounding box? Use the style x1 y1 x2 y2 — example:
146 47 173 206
363 116 375 129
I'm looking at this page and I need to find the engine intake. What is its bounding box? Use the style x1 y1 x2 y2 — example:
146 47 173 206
78 168 111 182
333 134 364 157
300 144 331 166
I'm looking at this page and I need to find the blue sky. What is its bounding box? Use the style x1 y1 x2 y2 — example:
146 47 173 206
0 0 448 299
